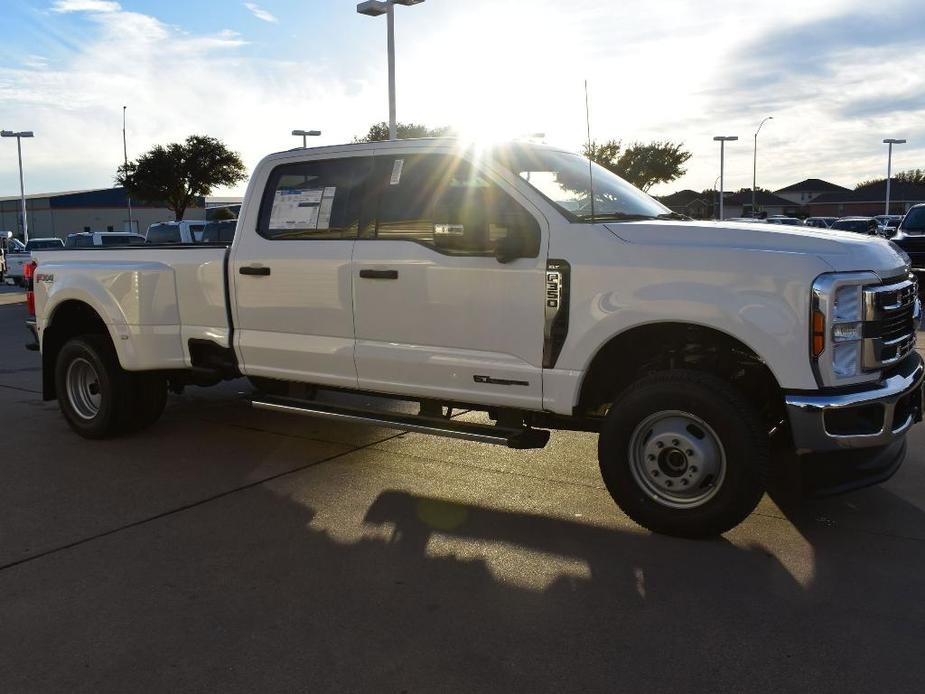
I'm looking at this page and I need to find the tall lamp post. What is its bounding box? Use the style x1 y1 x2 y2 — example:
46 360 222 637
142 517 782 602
713 135 738 221
752 116 772 217
883 138 906 215
123 106 134 233
1 129 35 243
356 0 426 141
292 129 321 148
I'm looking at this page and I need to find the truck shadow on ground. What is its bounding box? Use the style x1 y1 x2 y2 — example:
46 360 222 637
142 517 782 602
5 475 925 693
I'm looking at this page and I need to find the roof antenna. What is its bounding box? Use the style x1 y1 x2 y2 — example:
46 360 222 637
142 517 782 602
584 80 596 224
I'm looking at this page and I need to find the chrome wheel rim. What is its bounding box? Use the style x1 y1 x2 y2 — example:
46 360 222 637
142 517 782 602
66 357 102 420
628 410 726 509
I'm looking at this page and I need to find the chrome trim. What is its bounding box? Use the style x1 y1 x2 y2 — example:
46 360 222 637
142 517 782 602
785 354 924 450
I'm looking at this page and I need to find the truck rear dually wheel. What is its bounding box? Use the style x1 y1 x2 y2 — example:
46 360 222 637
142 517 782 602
598 370 768 538
55 335 166 439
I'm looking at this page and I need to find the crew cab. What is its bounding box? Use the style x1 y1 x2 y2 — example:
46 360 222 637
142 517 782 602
26 139 924 538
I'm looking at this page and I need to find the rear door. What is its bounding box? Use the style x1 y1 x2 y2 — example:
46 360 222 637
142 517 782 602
232 154 373 388
352 152 548 408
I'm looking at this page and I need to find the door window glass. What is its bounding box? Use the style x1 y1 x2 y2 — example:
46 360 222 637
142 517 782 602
258 157 372 240
371 154 540 257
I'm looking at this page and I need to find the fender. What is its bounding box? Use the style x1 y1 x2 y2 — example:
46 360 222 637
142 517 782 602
40 260 186 371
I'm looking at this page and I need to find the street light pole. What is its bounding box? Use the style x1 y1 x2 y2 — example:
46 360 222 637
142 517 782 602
713 135 738 221
883 138 906 215
753 116 772 217
292 129 322 148
357 0 426 141
2 129 35 243
123 106 134 233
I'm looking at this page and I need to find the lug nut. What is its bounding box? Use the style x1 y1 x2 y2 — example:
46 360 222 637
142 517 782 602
647 454 655 461
651 470 660 477
672 439 679 446
686 449 694 456
690 466 698 473
656 442 664 449
665 480 673 487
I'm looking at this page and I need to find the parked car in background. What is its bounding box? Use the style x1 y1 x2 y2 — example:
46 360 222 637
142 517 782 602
726 217 766 223
145 221 207 244
1 234 25 282
5 237 64 286
803 217 837 228
65 232 147 248
200 220 237 244
831 217 879 235
874 215 903 236
765 217 803 226
888 204 925 291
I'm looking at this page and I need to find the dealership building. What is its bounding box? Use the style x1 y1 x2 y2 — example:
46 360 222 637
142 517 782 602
0 187 241 240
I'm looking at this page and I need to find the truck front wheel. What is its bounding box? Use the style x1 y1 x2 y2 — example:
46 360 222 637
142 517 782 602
598 370 769 538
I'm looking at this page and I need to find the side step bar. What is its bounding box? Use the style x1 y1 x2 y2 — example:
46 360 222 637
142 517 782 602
250 396 551 449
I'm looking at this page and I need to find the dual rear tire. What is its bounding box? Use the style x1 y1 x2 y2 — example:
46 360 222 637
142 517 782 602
55 335 167 439
598 370 769 538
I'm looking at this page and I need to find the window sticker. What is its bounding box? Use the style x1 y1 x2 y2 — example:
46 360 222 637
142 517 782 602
390 159 404 185
268 187 336 230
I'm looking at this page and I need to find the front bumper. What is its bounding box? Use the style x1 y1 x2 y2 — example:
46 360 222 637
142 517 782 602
785 352 924 452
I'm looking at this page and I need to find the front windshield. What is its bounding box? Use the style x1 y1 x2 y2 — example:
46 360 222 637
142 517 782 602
900 208 925 233
497 147 670 222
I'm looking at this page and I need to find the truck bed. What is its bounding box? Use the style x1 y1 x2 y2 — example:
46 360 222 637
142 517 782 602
32 245 232 372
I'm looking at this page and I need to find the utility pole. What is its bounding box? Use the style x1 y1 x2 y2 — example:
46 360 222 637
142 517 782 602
2 130 35 242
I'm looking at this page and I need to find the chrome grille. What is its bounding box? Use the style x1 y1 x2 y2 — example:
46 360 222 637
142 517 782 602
862 275 919 370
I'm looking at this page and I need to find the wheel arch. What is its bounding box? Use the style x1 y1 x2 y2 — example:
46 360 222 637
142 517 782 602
42 299 115 401
575 321 785 426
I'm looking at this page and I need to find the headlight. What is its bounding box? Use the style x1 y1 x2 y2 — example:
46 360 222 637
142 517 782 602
811 272 880 386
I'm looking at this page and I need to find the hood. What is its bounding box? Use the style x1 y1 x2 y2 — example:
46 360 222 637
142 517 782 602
605 220 909 277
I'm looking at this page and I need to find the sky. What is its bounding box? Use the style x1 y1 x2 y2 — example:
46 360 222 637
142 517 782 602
1 0 923 198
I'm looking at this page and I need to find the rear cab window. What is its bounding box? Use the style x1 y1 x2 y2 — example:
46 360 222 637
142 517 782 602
258 157 373 240
146 224 181 244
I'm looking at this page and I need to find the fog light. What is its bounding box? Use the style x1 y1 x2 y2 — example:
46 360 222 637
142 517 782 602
832 322 862 342
833 342 860 377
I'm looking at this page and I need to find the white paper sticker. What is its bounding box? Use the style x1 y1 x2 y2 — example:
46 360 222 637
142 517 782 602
268 187 336 230
390 159 404 185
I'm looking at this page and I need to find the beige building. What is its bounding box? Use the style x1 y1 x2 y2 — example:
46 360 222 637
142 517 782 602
0 187 231 241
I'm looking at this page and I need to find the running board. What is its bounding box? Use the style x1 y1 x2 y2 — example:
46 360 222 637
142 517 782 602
250 396 551 449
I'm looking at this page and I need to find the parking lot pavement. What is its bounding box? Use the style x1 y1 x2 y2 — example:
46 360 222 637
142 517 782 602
1 300 924 693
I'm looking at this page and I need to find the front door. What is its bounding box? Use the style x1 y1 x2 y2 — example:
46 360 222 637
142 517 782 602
233 155 372 389
352 152 548 409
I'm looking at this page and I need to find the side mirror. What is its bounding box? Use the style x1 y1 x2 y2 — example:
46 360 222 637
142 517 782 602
495 232 525 264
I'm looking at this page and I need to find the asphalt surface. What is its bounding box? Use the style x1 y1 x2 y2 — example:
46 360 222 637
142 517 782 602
1 285 924 693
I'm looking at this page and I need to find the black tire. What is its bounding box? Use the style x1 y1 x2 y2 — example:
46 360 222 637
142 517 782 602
55 335 136 439
598 370 769 538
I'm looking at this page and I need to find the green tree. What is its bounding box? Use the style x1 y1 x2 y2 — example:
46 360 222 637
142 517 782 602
355 121 453 142
855 169 925 190
583 139 692 191
116 135 247 221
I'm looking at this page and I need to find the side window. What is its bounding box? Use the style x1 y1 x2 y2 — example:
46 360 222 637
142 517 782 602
371 154 540 257
258 157 372 240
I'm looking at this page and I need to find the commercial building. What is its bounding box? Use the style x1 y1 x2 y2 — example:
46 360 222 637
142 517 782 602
0 187 241 240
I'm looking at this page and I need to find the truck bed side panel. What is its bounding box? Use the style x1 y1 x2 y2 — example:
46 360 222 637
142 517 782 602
34 247 229 371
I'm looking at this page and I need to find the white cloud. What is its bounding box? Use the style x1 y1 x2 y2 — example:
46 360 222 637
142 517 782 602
0 5 377 196
243 2 278 23
51 0 121 12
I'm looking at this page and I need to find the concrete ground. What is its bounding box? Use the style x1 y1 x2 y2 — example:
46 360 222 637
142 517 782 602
1 286 924 693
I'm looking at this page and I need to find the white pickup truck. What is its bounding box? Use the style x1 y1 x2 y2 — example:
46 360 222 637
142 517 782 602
25 139 924 537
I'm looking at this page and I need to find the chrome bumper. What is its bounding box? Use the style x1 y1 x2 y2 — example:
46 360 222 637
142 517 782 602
785 353 924 451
